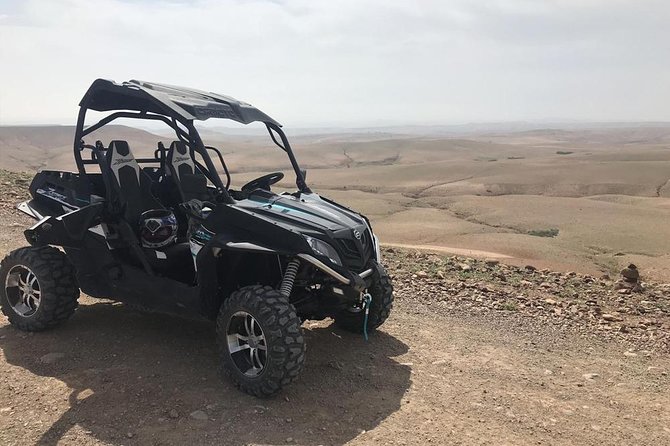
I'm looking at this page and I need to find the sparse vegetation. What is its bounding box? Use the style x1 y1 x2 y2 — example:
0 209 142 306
556 150 574 155
501 302 518 311
527 228 560 238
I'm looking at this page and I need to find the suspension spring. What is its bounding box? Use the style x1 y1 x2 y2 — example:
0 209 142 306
279 258 300 297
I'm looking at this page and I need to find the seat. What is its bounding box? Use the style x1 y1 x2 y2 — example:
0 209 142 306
166 141 211 202
102 140 193 278
104 140 164 226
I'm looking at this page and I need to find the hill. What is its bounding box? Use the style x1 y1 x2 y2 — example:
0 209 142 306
2 124 670 280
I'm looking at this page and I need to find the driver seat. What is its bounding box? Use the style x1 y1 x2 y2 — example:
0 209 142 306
105 140 164 226
166 141 211 202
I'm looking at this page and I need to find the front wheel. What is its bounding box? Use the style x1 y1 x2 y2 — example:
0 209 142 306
216 285 305 397
334 265 394 334
0 246 79 331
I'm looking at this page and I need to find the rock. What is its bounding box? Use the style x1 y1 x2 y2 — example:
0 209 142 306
416 270 428 278
620 264 639 282
168 409 179 419
40 353 65 364
458 263 472 272
328 360 344 371
623 351 638 357
485 259 499 267
126 432 134 439
544 298 558 305
524 265 537 272
602 314 623 322
190 410 208 421
582 373 599 380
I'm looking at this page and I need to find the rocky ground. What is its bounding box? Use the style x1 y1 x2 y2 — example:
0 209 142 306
0 169 669 445
385 249 670 354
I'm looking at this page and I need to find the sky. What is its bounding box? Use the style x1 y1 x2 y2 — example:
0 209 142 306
0 0 669 127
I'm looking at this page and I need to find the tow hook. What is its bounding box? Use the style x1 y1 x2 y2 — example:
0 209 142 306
362 292 372 341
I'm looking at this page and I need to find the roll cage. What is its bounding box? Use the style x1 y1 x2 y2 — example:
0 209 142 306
72 79 311 204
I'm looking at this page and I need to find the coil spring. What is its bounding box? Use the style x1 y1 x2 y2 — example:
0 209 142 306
279 259 300 297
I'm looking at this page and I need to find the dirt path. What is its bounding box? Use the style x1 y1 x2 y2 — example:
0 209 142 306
1 297 668 446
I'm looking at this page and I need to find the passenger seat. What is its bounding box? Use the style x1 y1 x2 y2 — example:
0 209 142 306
166 141 211 202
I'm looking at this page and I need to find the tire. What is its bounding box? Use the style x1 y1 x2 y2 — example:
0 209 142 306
216 285 305 397
334 265 394 334
0 246 79 331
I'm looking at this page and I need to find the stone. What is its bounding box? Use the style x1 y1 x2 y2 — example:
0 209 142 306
40 353 65 364
485 259 500 267
458 263 472 272
190 410 208 421
524 265 537 272
328 360 344 371
582 373 599 380
620 264 639 282
168 409 179 419
602 314 623 322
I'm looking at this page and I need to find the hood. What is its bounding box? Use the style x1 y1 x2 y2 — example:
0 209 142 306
237 192 367 236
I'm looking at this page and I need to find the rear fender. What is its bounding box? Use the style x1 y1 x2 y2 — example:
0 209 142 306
24 202 104 248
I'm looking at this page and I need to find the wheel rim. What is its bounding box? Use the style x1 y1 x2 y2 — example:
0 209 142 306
226 311 267 377
5 265 41 317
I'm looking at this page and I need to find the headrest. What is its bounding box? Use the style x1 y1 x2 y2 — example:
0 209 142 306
109 140 131 157
107 140 140 184
170 141 189 156
167 141 195 179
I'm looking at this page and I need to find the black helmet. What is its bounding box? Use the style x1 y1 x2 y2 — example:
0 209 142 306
139 209 178 249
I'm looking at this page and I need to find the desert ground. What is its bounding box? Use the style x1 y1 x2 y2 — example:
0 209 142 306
0 170 669 446
3 123 670 280
0 125 669 445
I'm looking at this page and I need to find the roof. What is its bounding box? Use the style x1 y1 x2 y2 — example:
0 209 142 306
79 79 280 126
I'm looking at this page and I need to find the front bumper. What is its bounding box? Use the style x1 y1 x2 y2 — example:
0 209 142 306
298 253 376 292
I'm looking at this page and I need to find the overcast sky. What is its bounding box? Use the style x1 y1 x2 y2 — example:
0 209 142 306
0 0 669 126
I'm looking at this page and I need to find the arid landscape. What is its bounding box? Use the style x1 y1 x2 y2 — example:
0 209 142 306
0 125 669 445
3 123 670 280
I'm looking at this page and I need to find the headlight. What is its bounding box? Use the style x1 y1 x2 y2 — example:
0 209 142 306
304 235 342 266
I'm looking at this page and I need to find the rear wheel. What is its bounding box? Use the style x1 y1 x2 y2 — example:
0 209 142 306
0 247 79 331
216 285 305 397
334 266 394 334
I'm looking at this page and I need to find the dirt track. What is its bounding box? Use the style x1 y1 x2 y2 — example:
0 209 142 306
1 178 669 445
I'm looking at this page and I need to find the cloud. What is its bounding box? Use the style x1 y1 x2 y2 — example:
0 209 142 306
0 0 669 125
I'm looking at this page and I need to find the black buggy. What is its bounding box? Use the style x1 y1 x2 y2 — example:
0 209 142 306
0 79 393 397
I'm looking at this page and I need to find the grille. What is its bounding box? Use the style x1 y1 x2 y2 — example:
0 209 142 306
336 229 373 272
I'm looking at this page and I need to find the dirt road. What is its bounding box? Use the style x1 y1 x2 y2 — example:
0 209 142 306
0 177 669 445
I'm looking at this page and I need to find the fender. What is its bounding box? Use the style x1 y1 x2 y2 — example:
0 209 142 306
24 202 104 248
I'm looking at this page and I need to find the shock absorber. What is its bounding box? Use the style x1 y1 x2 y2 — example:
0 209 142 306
279 258 300 297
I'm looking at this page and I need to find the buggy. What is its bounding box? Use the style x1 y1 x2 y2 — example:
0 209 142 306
0 79 393 397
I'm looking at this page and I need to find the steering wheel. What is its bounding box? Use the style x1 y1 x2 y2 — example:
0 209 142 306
241 172 284 192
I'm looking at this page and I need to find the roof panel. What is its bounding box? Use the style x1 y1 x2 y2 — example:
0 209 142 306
79 79 280 126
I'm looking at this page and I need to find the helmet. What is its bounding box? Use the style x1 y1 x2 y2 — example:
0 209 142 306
139 209 178 249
